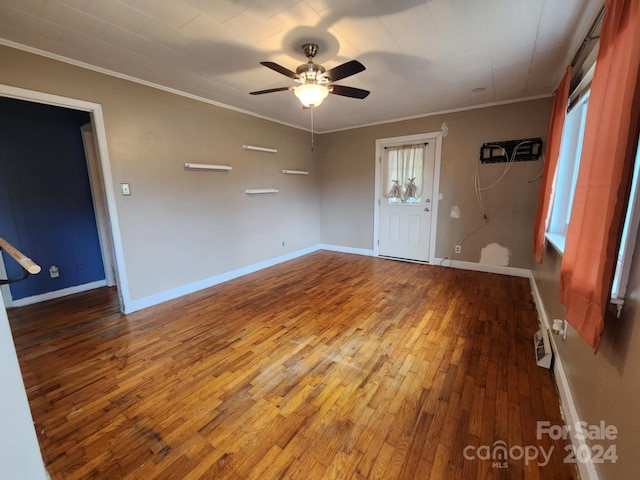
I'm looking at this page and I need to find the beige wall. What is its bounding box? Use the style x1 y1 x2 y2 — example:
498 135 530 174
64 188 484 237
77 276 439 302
534 245 640 479
0 44 553 298
317 98 553 269
0 45 321 302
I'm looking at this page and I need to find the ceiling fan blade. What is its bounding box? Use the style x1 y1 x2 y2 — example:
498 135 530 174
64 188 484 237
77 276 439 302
260 61 298 79
325 60 365 82
330 85 370 99
249 87 291 95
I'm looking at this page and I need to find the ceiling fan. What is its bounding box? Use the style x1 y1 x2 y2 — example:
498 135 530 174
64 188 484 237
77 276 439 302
250 43 370 108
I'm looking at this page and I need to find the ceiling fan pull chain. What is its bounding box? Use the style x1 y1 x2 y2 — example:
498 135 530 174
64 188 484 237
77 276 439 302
311 107 315 151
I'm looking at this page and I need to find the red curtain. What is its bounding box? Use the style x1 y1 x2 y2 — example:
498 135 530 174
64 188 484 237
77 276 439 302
560 0 640 350
533 66 572 263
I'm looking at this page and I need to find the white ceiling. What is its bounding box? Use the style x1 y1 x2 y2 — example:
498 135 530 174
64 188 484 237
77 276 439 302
0 0 602 132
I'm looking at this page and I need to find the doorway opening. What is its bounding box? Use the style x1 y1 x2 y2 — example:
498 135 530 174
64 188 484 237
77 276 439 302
374 132 442 264
0 84 128 313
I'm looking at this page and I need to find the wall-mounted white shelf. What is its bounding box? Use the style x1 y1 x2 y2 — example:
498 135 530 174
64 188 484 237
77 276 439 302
184 163 232 171
245 189 279 194
242 144 277 153
282 169 309 175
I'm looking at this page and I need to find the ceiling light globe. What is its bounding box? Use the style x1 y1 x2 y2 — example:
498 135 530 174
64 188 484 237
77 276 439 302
294 84 329 107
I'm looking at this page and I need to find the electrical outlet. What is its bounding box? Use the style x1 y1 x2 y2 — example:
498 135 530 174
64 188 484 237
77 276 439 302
455 245 462 254
49 265 59 278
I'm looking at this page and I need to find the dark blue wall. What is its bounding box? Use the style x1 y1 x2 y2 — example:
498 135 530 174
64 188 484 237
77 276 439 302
0 98 105 300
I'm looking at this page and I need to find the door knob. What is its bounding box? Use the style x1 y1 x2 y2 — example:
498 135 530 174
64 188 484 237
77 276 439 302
424 207 430 212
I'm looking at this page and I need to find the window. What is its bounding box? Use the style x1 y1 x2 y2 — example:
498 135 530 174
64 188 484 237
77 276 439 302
546 92 589 253
611 137 640 301
547 94 640 309
384 144 424 205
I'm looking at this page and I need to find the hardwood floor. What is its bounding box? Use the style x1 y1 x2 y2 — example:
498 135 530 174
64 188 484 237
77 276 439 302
8 251 575 479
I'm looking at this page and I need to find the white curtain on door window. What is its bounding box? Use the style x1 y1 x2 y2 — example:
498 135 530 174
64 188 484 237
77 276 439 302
384 144 424 201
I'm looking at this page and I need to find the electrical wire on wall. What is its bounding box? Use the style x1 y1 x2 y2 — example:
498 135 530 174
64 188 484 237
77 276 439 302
528 149 546 183
449 140 534 261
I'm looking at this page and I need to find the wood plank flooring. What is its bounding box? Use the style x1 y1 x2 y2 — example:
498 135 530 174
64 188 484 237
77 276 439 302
8 251 576 479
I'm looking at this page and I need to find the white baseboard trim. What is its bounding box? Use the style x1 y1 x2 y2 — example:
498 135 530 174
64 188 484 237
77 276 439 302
10 280 108 308
528 273 599 480
126 245 322 314
433 258 531 278
319 244 374 256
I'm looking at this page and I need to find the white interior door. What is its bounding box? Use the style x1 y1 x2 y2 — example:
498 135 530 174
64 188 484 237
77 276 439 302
378 141 435 262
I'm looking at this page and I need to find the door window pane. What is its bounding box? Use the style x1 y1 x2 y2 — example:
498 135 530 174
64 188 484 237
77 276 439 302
385 145 424 205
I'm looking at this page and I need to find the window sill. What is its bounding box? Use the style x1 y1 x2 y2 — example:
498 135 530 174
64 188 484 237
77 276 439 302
545 233 566 255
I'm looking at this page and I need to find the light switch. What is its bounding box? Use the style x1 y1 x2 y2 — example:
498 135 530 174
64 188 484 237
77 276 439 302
121 183 131 196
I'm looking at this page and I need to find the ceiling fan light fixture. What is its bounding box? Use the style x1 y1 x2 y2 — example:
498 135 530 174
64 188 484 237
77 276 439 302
294 83 329 107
